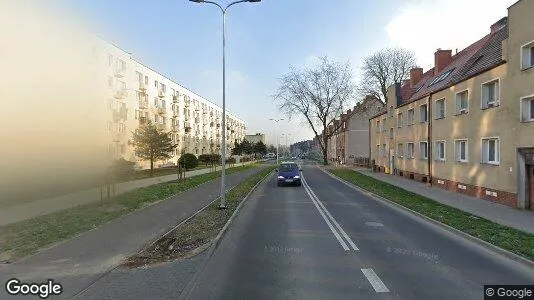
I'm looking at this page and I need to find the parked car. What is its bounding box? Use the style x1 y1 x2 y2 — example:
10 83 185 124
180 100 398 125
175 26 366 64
276 162 302 187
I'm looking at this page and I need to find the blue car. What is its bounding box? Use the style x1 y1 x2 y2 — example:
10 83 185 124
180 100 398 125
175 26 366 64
276 162 302 187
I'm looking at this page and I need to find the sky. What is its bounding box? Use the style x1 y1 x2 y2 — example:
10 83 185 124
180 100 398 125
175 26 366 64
53 0 516 146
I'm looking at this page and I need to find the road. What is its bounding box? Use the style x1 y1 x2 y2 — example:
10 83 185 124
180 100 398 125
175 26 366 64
181 162 534 300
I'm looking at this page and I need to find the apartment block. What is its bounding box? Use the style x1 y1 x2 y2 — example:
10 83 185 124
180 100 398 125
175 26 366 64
89 35 246 169
244 133 266 144
369 0 534 209
325 96 383 164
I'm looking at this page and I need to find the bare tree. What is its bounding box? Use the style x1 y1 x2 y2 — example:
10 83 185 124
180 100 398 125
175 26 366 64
273 56 355 165
358 47 417 104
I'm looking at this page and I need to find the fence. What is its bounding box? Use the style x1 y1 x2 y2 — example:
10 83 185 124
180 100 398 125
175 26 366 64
352 157 370 168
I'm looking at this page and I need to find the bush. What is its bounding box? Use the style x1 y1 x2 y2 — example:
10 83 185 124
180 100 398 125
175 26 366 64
226 157 236 164
179 153 199 170
198 154 221 166
108 158 135 180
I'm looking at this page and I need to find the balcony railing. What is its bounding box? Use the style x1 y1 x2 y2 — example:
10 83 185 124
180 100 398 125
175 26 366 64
156 123 166 130
112 107 128 122
184 101 190 107
172 95 179 103
158 90 165 98
114 68 125 78
114 90 128 99
139 100 148 109
139 82 147 91
157 107 166 114
139 116 147 124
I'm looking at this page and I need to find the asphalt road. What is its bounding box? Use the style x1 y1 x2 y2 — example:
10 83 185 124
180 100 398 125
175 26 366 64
181 162 534 300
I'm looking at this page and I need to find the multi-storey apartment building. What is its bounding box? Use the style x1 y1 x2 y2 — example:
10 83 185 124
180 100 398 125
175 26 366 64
325 96 383 164
244 133 266 144
370 0 534 209
90 35 246 169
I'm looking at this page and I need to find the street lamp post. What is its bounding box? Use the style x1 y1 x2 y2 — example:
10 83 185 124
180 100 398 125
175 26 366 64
269 118 284 167
190 0 261 209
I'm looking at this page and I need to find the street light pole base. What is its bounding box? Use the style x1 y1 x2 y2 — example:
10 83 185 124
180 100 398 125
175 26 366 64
218 205 228 210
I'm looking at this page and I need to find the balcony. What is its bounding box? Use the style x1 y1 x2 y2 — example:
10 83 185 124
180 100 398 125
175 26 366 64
173 95 179 103
185 126 192 134
157 107 167 114
114 68 125 78
112 107 128 122
194 118 200 124
139 82 147 91
210 122 214 127
158 90 165 98
171 125 179 132
139 100 148 109
156 123 166 131
114 89 128 99
139 116 147 125
185 101 190 108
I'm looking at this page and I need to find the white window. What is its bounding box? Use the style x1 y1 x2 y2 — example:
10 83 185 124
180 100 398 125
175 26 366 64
435 141 445 161
407 109 414 125
521 41 534 70
397 112 403 128
397 143 404 157
454 139 468 162
419 142 428 159
420 104 428 122
521 96 534 122
154 97 159 106
482 138 500 164
455 90 469 114
406 142 414 158
376 120 381 133
155 114 159 123
161 100 166 109
377 144 381 157
435 98 445 119
155 80 159 88
389 128 394 139
136 71 143 83
144 75 149 85
482 79 500 108
108 54 113 67
382 144 387 157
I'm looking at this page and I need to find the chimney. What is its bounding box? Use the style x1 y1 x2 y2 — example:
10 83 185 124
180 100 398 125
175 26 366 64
490 17 507 33
410 67 423 87
347 109 352 115
434 49 453 75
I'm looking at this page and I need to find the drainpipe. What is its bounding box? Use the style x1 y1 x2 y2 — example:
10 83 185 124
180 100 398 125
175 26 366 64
368 118 371 169
427 93 433 186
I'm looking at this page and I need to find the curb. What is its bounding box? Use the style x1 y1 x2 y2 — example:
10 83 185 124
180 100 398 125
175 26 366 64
319 167 534 269
178 168 274 300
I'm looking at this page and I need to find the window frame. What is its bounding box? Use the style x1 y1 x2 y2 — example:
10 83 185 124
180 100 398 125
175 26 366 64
434 140 446 161
389 128 394 139
520 40 534 70
406 142 414 159
455 89 469 115
382 143 387 157
397 143 404 158
419 103 428 123
397 112 403 128
520 94 534 122
481 78 501 109
481 137 500 165
419 141 428 160
454 139 468 163
435 98 446 119
407 108 415 125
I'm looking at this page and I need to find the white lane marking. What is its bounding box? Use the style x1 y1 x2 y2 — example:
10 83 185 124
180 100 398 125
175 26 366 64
361 268 390 293
302 180 350 251
302 176 359 251
365 222 384 227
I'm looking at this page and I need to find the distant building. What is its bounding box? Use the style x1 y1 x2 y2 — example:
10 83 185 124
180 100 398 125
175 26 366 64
244 133 266 144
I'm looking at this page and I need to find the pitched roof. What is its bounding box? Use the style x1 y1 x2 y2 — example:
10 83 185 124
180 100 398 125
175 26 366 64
395 18 508 107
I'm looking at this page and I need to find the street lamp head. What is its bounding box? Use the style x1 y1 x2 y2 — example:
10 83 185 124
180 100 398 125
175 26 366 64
248 0 261 2
189 0 204 2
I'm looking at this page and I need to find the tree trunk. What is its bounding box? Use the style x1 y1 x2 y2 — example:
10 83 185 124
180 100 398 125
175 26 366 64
150 158 154 177
322 127 329 166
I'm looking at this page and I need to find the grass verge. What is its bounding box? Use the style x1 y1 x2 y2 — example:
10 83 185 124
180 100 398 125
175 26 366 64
327 168 534 261
0 164 258 262
122 165 276 268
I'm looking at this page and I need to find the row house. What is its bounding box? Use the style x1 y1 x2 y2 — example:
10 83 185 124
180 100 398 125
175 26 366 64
90 35 246 169
369 0 534 209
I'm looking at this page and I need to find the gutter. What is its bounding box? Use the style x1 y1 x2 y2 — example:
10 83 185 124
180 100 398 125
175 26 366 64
368 118 371 168
427 93 433 186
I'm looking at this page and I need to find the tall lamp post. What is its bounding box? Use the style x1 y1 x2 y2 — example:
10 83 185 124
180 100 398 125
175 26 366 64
269 118 284 166
189 0 261 209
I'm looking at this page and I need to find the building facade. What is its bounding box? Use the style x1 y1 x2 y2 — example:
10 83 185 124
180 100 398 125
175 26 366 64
90 35 246 169
369 0 534 209
244 133 266 144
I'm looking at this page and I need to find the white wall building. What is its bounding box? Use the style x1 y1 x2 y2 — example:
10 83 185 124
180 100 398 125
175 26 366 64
89 35 246 169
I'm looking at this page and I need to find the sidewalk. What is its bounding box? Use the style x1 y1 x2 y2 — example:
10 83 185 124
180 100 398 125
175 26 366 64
0 161 256 226
346 166 534 235
0 165 267 299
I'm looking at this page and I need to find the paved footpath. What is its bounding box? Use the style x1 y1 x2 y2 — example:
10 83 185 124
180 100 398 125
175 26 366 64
0 164 268 300
344 166 534 235
0 161 256 226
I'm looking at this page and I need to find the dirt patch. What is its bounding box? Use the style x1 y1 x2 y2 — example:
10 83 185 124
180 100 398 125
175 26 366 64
98 204 126 213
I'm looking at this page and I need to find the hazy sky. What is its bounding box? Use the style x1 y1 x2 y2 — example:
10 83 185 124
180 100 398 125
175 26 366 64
54 0 515 145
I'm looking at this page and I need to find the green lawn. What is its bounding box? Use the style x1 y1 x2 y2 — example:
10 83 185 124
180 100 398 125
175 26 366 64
0 164 257 262
327 168 534 262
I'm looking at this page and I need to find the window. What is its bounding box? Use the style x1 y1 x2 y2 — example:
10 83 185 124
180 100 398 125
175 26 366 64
435 98 445 119
420 104 428 122
482 138 500 164
407 109 414 125
397 112 403 128
118 59 126 71
521 96 534 122
160 83 166 93
406 143 414 158
108 54 113 67
377 144 381 157
521 41 534 70
155 80 159 88
419 142 428 159
108 76 113 88
382 144 387 157
154 98 159 106
454 139 468 162
144 76 149 85
482 79 500 108
161 100 166 109
455 90 469 114
429 69 454 86
120 144 125 154
389 128 394 139
397 143 404 157
136 71 142 83
435 141 445 161
389 106 393 117
135 110 139 120
376 120 381 133
382 117 386 131
155 114 159 123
